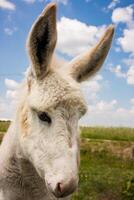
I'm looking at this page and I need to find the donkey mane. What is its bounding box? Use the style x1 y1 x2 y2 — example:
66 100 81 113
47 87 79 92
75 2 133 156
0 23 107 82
0 3 114 200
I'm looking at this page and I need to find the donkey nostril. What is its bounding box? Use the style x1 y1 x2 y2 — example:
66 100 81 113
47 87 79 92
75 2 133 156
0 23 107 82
57 182 62 193
56 182 67 196
49 178 78 198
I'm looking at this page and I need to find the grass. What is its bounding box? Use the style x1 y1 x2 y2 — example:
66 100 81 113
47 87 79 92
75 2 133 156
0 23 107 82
0 120 10 133
72 140 134 200
1 121 134 200
81 127 134 141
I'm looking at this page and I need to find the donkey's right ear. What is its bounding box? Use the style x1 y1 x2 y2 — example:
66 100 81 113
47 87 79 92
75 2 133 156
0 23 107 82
27 3 57 80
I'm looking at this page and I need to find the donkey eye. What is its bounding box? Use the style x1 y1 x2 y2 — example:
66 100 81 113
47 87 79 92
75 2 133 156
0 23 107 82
38 112 51 124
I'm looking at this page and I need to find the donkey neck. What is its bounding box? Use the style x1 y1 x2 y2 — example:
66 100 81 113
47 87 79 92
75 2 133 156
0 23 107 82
3 157 47 200
0 122 48 200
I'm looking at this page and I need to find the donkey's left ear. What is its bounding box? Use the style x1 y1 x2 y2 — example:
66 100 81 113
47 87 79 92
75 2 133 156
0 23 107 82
27 3 57 80
68 25 115 82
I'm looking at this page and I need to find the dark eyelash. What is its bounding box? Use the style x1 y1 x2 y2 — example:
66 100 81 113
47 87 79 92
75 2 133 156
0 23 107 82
38 112 51 124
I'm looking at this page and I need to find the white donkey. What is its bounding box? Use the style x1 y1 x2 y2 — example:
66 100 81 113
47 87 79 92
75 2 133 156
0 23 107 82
0 3 114 200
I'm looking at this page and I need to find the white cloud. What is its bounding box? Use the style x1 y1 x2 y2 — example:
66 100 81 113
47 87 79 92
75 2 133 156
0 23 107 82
112 6 133 25
4 28 13 35
0 79 20 120
109 65 126 78
57 17 106 57
109 63 134 85
23 0 36 3
130 98 134 104
23 0 68 5
5 78 19 108
82 75 103 92
95 99 117 111
4 27 17 36
81 74 103 103
124 57 134 66
6 90 18 99
80 99 134 127
118 28 134 53
56 0 68 4
0 98 6 113
108 0 120 10
5 78 19 90
112 6 134 54
122 57 134 85
85 0 92 2
111 4 134 63
115 47 121 52
0 97 17 120
111 6 134 85
0 0 15 10
127 65 134 84
45 0 68 5
22 0 45 4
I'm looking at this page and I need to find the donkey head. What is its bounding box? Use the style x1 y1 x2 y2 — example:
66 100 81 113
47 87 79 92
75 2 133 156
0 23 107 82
18 3 114 198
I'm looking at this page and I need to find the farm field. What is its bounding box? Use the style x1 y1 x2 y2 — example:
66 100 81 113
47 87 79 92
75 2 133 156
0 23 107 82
0 121 134 200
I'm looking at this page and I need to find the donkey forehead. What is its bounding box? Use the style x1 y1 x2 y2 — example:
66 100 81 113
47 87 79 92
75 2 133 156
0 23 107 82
28 72 87 113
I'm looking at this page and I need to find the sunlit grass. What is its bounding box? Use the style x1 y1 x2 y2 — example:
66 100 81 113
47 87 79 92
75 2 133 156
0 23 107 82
81 127 134 141
72 149 134 200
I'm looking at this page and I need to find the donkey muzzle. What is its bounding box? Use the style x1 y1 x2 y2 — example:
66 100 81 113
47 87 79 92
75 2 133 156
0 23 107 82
47 177 78 198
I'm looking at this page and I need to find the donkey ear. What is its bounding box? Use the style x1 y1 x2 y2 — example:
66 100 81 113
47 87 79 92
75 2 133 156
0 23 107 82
68 25 115 82
27 3 57 80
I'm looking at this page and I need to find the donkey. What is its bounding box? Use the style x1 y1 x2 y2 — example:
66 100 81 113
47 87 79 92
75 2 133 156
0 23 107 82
0 3 114 200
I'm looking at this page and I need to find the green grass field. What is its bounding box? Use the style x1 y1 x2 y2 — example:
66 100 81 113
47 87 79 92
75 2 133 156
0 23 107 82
81 126 134 141
72 140 134 200
1 121 134 200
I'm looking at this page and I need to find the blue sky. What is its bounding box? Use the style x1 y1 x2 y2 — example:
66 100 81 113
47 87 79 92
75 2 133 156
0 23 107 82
0 0 134 127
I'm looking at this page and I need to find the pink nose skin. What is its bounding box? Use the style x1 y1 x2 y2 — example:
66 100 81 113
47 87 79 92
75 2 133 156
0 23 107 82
48 178 78 198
